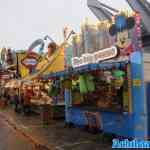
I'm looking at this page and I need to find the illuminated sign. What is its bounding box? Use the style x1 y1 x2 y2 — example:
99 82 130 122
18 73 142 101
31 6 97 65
72 46 118 68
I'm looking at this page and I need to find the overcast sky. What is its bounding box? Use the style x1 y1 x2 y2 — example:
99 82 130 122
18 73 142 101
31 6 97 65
0 0 130 49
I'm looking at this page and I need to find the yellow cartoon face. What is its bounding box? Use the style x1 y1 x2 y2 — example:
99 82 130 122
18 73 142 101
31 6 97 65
116 30 131 49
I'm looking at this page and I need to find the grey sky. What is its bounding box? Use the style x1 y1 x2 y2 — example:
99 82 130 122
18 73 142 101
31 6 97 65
0 0 130 49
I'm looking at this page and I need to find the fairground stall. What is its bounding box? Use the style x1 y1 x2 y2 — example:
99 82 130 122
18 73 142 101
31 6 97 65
16 40 66 121
0 70 15 108
43 11 150 139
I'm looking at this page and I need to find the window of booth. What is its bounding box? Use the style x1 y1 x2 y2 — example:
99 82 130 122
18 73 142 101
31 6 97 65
70 64 132 113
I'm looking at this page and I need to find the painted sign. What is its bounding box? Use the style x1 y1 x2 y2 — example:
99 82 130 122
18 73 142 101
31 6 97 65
72 46 118 68
21 52 39 69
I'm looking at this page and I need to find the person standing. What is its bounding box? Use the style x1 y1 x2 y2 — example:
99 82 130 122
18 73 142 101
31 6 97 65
23 86 33 115
41 90 53 125
14 91 19 112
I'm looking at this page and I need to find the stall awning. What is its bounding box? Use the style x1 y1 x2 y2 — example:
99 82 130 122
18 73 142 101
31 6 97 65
42 61 129 80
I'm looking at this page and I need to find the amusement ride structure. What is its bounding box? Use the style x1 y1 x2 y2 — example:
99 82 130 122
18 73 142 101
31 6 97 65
87 0 150 50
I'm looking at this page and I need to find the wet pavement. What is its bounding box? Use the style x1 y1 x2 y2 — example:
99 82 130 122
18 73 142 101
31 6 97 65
0 107 113 150
0 116 34 150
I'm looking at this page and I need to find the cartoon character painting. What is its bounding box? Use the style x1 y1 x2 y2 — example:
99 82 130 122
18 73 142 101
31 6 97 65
109 14 135 56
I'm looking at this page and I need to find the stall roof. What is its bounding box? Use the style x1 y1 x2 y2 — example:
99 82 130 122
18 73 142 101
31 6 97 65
42 60 129 80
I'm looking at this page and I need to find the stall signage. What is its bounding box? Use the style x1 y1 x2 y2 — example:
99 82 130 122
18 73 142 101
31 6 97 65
0 74 10 79
133 79 141 87
72 46 118 68
21 52 39 68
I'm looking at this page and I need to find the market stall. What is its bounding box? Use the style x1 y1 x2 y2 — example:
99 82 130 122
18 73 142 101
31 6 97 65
19 78 65 124
0 71 15 108
15 41 66 122
43 12 150 139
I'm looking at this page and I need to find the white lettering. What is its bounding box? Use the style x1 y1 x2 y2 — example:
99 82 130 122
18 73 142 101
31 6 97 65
23 58 37 66
72 46 118 68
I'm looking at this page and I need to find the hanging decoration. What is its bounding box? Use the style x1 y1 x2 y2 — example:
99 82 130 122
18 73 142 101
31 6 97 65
79 74 95 94
112 70 125 89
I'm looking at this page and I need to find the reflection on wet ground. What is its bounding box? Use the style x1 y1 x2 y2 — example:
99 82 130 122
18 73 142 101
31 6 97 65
0 107 112 150
0 117 34 150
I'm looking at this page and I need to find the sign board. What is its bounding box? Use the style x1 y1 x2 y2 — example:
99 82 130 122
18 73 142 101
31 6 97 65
0 74 10 79
72 46 118 68
21 52 39 69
